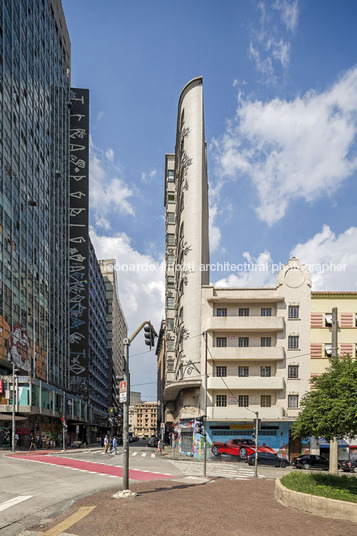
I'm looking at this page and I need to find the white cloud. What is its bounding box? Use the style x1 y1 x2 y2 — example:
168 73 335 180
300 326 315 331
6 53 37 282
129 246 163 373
273 0 299 32
90 140 135 229
97 111 104 121
214 66 357 225
90 228 165 399
141 168 158 182
249 0 298 82
291 225 357 290
213 225 357 291
214 251 275 288
105 148 114 162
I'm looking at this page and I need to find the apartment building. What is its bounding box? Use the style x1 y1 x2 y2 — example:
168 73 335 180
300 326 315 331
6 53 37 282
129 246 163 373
199 257 311 459
164 77 210 430
99 259 127 412
133 401 158 439
310 292 357 460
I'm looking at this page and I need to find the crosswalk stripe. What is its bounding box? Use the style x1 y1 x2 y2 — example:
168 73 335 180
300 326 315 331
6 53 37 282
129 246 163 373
0 496 32 512
132 452 137 456
151 454 155 458
141 453 147 457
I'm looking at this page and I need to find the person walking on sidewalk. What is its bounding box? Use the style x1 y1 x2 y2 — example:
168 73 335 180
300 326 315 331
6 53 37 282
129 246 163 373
112 436 118 455
104 434 109 453
156 438 163 455
29 434 37 450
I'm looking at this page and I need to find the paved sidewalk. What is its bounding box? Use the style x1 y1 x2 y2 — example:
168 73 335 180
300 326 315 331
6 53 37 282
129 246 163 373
21 478 355 536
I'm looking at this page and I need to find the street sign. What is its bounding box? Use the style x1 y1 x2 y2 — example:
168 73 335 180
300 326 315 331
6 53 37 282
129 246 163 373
76 425 79 433
119 381 127 403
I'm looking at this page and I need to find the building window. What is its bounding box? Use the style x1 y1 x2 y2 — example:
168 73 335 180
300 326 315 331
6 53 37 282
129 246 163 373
167 297 174 310
288 395 299 408
216 366 227 377
260 366 271 377
167 255 174 268
238 337 249 347
167 212 175 224
216 395 227 407
261 308 271 316
167 234 175 245
216 337 227 348
325 343 332 357
261 395 271 408
167 318 174 331
261 337 271 347
167 340 174 351
325 313 332 327
288 365 299 379
238 395 249 407
167 170 175 182
167 193 175 203
288 336 299 349
288 306 299 319
217 308 227 317
238 366 249 377
239 308 249 316
167 275 175 288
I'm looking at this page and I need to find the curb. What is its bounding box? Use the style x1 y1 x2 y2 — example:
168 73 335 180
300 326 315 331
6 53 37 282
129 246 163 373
275 477 357 523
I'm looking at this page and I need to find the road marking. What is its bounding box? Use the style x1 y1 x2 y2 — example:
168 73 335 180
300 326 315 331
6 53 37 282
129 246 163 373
0 495 32 512
41 506 96 536
141 452 147 457
132 452 137 456
151 453 155 458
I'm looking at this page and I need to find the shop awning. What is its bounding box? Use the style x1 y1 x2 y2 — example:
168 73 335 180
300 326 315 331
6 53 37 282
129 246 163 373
318 438 349 448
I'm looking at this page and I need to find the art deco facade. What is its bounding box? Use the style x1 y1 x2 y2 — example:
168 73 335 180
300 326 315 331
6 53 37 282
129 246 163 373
133 401 157 439
164 77 210 422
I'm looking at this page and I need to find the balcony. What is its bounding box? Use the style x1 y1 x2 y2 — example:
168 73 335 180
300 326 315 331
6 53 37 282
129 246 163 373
207 376 285 391
207 406 285 421
207 316 284 332
209 346 285 361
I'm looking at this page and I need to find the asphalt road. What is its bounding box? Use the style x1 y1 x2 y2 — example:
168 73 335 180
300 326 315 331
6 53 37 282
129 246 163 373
3 443 348 536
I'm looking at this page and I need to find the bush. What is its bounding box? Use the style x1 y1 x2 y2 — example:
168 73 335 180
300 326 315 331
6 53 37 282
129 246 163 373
281 471 357 503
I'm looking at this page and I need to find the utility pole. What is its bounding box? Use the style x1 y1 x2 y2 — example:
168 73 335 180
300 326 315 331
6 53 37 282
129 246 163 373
11 361 17 453
122 321 157 491
203 331 208 477
254 412 259 478
329 307 339 475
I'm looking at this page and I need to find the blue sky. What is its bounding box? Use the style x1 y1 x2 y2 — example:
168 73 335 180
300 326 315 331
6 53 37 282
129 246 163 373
62 0 357 401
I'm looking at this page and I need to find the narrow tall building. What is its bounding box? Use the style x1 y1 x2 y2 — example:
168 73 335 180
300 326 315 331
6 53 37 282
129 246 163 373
99 259 127 412
164 77 210 424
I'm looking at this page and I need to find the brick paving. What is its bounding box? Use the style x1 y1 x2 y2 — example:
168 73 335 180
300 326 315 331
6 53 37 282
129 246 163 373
28 478 356 536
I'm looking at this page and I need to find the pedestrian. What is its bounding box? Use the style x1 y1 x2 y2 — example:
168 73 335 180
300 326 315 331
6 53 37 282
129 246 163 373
156 438 163 455
112 436 118 455
104 434 109 453
29 434 37 450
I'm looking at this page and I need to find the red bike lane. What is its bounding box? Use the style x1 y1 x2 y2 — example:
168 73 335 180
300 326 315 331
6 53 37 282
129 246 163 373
9 453 176 482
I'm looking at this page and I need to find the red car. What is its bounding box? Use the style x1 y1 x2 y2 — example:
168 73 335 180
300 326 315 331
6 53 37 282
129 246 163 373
211 438 276 459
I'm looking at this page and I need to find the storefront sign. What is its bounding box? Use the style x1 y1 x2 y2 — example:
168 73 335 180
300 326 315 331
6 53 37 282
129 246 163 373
0 379 3 393
230 423 254 430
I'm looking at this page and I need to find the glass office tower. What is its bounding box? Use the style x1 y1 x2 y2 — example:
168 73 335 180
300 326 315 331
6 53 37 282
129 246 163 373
0 0 71 388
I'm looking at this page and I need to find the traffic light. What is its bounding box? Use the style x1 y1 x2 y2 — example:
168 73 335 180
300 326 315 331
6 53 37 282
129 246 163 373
61 417 68 431
144 324 155 350
194 417 204 435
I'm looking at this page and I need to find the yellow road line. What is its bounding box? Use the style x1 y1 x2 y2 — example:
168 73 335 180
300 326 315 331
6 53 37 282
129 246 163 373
42 506 96 536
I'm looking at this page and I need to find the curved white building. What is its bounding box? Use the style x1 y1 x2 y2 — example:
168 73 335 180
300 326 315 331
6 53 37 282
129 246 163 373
164 77 210 427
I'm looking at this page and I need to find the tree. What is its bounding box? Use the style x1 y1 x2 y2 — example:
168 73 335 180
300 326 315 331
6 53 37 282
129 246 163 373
292 355 357 441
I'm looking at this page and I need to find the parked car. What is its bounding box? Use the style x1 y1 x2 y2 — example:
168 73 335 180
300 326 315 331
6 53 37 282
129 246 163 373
291 454 331 470
211 438 276 459
341 459 357 473
248 452 289 468
147 437 158 447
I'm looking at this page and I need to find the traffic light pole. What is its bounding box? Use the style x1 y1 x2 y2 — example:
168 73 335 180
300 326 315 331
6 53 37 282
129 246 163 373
122 321 158 491
122 338 130 490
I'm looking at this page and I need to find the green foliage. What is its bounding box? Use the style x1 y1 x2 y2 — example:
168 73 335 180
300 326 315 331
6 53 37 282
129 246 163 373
281 471 357 503
292 355 357 441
